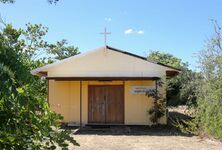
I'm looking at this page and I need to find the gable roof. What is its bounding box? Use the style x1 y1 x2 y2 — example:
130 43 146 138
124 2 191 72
31 45 181 78
31 46 103 76
106 46 181 71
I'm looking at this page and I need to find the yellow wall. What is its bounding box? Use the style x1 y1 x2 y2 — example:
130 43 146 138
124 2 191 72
125 80 153 125
49 80 80 123
48 80 166 125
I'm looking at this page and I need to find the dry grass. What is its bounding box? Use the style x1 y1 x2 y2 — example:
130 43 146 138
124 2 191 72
58 106 222 150
72 134 221 150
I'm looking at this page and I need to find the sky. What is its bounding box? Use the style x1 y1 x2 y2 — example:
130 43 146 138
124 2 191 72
0 0 222 70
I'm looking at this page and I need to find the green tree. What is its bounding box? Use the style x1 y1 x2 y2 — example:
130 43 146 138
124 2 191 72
185 20 222 139
19 23 80 63
22 23 49 58
148 51 196 106
19 23 80 64
0 24 79 149
48 39 80 60
148 51 182 68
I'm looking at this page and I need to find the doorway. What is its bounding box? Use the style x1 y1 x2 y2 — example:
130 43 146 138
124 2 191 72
88 85 124 124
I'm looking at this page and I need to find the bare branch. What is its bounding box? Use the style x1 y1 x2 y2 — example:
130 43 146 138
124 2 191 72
0 14 7 27
209 19 222 51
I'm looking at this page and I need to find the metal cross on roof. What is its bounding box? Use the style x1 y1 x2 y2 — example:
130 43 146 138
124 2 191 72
100 27 111 46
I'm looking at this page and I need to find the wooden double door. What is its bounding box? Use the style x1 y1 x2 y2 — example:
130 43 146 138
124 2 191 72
88 85 124 124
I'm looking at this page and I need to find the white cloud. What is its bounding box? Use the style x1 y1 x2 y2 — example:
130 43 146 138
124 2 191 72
137 30 144 34
124 29 134 34
124 29 144 35
104 17 112 22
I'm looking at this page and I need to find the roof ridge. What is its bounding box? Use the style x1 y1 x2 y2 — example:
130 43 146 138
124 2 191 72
31 45 181 76
106 45 181 71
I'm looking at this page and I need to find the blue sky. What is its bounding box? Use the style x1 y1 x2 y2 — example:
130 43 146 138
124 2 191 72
0 0 222 70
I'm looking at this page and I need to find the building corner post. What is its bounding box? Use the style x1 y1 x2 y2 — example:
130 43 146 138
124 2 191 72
80 80 82 127
47 79 49 105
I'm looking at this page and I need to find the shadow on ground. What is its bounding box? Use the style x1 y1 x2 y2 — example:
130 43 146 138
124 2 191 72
62 109 193 137
73 125 192 137
169 111 192 121
168 110 193 126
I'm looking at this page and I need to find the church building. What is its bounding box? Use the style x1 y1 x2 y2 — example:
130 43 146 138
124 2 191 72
31 45 180 126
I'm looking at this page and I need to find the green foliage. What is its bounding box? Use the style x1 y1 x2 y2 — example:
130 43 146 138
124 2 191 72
0 24 79 149
148 51 182 68
146 80 166 124
193 21 222 139
48 39 80 60
148 51 197 106
19 23 80 63
179 20 222 139
18 23 80 63
0 0 14 3
22 23 49 58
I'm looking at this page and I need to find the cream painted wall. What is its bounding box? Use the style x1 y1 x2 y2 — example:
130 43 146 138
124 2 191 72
49 80 80 124
48 80 166 125
46 48 169 78
125 80 154 125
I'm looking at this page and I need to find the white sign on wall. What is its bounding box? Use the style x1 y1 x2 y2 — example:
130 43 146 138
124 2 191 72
130 86 155 94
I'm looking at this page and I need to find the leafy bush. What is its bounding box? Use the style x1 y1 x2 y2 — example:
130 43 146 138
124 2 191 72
146 80 166 124
178 20 222 139
0 24 79 149
148 51 197 106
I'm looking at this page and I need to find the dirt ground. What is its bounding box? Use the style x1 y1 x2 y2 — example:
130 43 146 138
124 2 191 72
62 107 222 150
72 135 221 150
68 127 221 150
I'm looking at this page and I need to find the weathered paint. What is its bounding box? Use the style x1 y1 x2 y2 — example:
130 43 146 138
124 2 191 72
48 80 166 125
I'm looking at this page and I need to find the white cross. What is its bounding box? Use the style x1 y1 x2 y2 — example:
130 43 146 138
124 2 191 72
100 27 111 46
